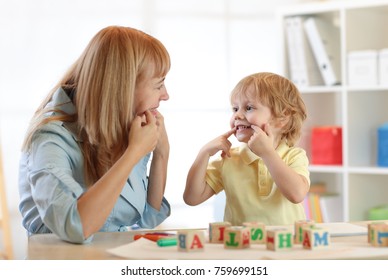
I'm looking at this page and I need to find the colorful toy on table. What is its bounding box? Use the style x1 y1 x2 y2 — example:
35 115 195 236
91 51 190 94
177 230 205 252
157 238 177 247
134 232 175 242
368 222 388 247
208 222 231 243
224 226 250 249
266 228 293 251
302 225 330 250
294 219 315 244
242 222 266 244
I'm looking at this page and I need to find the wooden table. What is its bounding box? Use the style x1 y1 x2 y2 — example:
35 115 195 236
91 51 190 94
27 221 388 260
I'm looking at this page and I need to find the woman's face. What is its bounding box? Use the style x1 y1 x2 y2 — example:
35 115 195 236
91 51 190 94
134 76 169 117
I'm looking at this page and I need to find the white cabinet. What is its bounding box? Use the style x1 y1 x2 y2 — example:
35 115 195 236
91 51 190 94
277 0 388 221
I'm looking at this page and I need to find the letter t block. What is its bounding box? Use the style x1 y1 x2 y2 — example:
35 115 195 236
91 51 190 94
224 226 250 249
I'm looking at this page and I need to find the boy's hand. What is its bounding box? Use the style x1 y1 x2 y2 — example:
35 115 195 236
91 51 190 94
248 123 275 157
201 128 235 158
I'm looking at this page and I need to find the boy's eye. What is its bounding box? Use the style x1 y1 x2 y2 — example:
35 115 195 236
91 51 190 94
246 106 253 111
232 107 238 112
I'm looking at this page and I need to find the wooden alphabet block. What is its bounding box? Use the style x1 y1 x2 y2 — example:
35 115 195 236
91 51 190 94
242 222 266 244
369 223 388 247
224 226 250 249
294 220 315 244
266 228 293 251
177 230 205 252
302 226 330 250
209 222 231 244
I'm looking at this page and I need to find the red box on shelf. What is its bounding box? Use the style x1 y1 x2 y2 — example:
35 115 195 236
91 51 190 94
311 126 342 165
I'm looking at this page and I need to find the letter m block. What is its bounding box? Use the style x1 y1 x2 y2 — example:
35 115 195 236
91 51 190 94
303 226 330 250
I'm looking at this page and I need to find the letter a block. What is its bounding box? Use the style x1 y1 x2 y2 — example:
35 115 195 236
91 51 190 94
369 223 388 247
302 226 330 250
266 228 293 251
294 220 315 244
242 222 266 244
224 226 250 249
177 230 205 252
209 222 231 243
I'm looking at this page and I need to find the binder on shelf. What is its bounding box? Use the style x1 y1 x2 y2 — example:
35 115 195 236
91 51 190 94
284 16 323 87
303 17 341 86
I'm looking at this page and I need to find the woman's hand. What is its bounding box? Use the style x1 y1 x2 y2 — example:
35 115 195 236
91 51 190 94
128 110 158 156
153 110 169 157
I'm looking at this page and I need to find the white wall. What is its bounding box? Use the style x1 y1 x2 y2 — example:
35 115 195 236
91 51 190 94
0 0 301 259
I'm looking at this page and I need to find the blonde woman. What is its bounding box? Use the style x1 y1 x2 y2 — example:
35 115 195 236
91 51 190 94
19 26 171 243
184 72 310 226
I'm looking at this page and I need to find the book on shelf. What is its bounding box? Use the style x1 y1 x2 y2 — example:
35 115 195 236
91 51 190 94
284 16 323 88
303 17 341 86
319 193 342 223
302 182 342 223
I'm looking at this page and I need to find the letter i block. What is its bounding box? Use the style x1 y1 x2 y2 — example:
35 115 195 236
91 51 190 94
294 220 315 244
177 230 205 252
302 226 330 250
209 222 231 243
369 223 388 247
266 228 293 251
224 226 250 249
242 222 266 244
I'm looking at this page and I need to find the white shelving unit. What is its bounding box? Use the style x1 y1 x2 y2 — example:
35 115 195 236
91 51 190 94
277 0 388 222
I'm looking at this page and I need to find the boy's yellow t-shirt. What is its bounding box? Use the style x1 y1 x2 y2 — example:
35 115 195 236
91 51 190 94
206 141 310 226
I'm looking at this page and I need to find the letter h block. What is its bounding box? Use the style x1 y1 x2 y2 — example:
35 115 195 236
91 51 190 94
224 226 250 249
209 222 231 243
177 230 205 252
294 220 315 244
302 226 330 250
242 222 266 244
266 228 293 251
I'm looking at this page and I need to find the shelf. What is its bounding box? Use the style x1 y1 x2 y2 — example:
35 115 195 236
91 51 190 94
309 165 343 173
348 166 388 175
279 0 388 222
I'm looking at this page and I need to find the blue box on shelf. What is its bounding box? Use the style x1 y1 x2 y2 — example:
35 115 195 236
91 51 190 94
378 123 388 167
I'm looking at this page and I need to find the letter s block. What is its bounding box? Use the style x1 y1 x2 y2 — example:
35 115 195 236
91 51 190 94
242 222 266 244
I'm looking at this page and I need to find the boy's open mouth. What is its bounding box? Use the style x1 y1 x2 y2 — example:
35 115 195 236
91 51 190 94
236 125 251 130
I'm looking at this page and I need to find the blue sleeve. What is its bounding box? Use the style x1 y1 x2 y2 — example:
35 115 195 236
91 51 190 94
138 197 171 228
27 127 88 243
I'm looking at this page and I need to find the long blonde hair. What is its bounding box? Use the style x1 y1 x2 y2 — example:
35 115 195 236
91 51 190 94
230 72 306 146
23 26 171 185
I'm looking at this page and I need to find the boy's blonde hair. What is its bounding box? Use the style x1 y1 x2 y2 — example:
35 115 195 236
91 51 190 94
230 72 306 146
23 26 171 185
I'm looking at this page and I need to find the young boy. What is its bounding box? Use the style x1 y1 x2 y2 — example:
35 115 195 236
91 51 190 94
184 72 310 225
